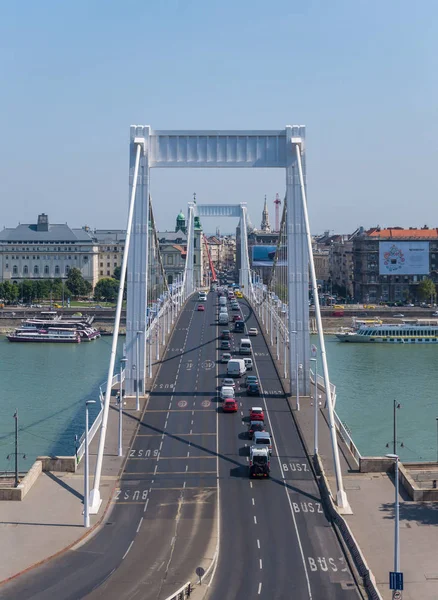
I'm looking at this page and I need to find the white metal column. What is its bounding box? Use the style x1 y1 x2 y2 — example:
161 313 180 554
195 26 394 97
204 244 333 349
125 125 149 396
286 126 310 397
239 203 250 292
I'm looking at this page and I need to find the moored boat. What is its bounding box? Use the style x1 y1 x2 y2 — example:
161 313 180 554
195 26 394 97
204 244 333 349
7 328 81 343
336 320 438 343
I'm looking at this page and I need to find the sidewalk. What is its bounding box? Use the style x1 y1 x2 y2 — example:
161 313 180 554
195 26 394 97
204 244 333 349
0 390 147 584
266 337 438 600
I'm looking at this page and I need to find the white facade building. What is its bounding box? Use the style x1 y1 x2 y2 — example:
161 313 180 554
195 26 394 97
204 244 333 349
0 214 99 286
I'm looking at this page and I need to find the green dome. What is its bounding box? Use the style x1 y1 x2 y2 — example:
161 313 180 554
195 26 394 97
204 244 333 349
177 211 185 220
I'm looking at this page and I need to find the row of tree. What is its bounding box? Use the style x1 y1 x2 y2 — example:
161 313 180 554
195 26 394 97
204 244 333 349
0 268 122 303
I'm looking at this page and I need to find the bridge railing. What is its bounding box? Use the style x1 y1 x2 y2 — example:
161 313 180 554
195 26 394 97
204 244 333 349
76 371 123 463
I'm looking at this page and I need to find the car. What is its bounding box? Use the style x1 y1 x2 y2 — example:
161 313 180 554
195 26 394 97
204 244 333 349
221 329 231 340
245 375 259 386
432 311 438 317
233 314 242 322
222 377 236 388
221 352 232 363
248 420 266 439
231 304 240 311
197 304 205 311
220 386 235 400
223 398 238 412
248 327 258 336
220 340 231 350
392 313 404 318
250 406 264 421
247 382 260 396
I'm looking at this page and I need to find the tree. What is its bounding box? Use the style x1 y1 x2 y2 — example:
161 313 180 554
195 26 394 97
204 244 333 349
417 278 436 302
66 268 88 299
113 266 121 281
94 278 119 302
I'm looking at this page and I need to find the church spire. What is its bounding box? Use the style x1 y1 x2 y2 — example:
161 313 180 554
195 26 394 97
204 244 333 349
260 195 271 232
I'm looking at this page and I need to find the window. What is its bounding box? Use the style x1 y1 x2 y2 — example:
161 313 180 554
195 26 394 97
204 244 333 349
23 265 28 274
34 265 39 275
5 263 8 269
84 256 88 262
100 270 104 275
44 265 49 275
168 255 174 265
65 266 70 275
107 270 110 275
194 255 196 264
100 262 103 267
114 262 117 267
107 262 110 267
55 266 60 275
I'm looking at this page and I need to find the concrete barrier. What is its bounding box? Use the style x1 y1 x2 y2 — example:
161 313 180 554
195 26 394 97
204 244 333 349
359 456 395 473
0 460 43 501
37 456 77 473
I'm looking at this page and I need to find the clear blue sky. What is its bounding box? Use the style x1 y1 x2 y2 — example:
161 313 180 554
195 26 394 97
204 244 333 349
0 0 436 235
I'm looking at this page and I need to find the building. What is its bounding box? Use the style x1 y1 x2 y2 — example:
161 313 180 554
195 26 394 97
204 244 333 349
353 226 438 303
260 196 271 232
157 210 203 286
0 213 99 286
93 229 126 279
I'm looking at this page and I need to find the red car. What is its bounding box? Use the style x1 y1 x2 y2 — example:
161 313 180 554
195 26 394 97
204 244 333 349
197 304 205 311
249 406 264 421
223 398 238 413
233 314 242 322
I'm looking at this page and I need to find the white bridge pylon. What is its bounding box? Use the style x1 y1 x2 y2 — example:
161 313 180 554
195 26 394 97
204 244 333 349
124 125 309 401
184 203 250 296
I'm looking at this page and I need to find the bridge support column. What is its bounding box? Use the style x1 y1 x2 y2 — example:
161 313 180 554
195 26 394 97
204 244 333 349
286 126 310 397
239 203 250 293
185 202 195 296
125 126 149 396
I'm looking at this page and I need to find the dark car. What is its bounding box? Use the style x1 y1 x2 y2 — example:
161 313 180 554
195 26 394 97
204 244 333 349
220 340 231 350
221 330 231 340
248 420 266 439
246 383 260 396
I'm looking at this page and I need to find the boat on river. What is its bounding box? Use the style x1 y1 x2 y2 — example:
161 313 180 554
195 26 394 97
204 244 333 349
18 316 100 341
336 320 438 343
7 327 81 343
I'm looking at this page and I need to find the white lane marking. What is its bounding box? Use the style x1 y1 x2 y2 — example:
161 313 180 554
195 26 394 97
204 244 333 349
168 402 172 410
258 582 262 595
154 464 158 475
254 515 257 524
191 420 194 425
240 411 243 416
190 429 192 434
122 540 134 559
187 451 190 457
250 481 253 488
251 317 313 599
246 457 249 462
257 539 260 549
136 517 143 533
192 410 195 416
164 420 168 429
252 498 255 506
159 441 163 451
183 481 186 488
185 465 189 472
259 558 262 569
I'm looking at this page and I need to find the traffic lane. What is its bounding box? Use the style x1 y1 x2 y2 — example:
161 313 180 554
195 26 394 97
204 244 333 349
86 485 215 600
0 501 143 600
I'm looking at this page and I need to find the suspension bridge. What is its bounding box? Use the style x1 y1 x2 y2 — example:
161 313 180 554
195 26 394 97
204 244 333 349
1 126 362 600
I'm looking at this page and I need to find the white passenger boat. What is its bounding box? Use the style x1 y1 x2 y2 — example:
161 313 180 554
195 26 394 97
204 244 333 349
7 327 81 343
336 321 438 343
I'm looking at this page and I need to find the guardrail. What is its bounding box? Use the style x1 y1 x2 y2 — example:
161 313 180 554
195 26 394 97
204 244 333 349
164 581 192 599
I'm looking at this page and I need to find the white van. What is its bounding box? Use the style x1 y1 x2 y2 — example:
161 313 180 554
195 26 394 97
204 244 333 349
239 338 252 355
219 297 227 307
243 358 253 371
227 358 246 377
219 313 229 325
219 306 228 314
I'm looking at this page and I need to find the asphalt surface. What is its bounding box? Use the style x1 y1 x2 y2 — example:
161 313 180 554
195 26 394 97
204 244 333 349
0 292 362 599
0 296 218 600
205 297 361 600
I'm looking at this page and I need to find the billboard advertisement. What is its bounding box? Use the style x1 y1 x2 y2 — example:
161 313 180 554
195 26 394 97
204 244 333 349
379 241 429 275
252 245 287 267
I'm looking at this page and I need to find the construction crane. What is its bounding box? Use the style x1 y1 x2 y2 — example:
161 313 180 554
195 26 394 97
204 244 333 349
274 193 281 233
203 235 218 283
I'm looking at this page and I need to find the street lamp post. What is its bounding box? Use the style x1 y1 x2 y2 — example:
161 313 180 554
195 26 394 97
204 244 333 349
386 453 400 575
84 400 96 528
119 358 127 457
135 330 143 411
310 357 318 455
14 409 18 487
436 418 438 464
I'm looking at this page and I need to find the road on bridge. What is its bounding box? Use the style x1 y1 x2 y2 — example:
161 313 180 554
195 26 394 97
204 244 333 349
0 292 361 600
